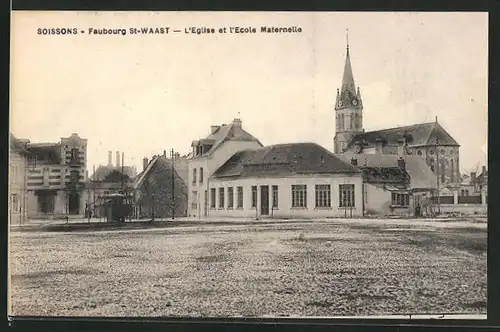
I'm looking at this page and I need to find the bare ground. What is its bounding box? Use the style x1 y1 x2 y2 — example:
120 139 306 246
9 219 487 317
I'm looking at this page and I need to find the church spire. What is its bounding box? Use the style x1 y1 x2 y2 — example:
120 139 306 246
341 29 356 95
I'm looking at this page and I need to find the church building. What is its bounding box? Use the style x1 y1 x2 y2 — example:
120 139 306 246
333 38 461 190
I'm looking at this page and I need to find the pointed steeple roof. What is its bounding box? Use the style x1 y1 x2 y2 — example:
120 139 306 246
341 32 356 95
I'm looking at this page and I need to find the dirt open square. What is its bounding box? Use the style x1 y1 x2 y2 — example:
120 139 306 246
9 219 487 317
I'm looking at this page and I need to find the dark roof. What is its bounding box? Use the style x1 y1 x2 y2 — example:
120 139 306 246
212 143 361 179
360 167 410 184
191 120 263 157
91 165 137 181
133 154 188 189
347 121 459 151
338 153 437 190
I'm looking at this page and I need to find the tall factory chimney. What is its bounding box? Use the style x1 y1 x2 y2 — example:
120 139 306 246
108 151 112 167
116 151 120 168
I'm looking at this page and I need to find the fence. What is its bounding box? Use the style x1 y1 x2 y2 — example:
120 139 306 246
431 196 454 204
458 195 482 204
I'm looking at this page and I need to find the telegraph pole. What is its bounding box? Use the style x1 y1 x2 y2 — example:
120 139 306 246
435 137 441 216
171 148 175 220
121 152 124 193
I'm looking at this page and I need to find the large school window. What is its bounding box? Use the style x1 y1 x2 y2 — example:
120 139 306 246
199 167 204 183
315 184 331 208
228 187 234 208
237 187 244 208
292 185 307 208
339 184 355 207
210 188 216 208
251 186 257 208
272 185 278 208
391 193 410 207
192 168 197 184
219 188 225 208
11 194 19 212
191 191 198 209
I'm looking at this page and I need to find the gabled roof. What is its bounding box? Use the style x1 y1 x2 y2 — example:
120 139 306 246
347 121 459 151
212 142 360 180
191 119 263 158
133 154 188 190
338 153 437 190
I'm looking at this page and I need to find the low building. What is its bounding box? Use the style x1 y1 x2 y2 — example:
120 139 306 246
132 152 189 219
24 133 88 219
338 154 437 216
188 118 263 218
9 134 29 225
208 143 363 219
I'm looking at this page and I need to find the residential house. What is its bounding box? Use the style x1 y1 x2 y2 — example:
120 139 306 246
338 153 437 216
132 151 188 219
208 143 363 219
25 133 88 219
188 118 263 218
9 134 29 225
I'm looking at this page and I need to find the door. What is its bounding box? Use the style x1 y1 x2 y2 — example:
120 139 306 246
260 185 269 216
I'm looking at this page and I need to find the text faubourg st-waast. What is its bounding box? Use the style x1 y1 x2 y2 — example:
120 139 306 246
36 26 303 36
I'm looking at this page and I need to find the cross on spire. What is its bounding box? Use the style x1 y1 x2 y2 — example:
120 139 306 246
346 29 349 50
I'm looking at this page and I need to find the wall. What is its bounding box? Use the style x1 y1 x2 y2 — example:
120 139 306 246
187 140 262 217
409 145 460 187
208 173 364 219
439 204 486 215
9 151 27 225
364 183 410 216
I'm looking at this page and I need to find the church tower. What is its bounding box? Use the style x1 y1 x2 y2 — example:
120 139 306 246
334 32 364 154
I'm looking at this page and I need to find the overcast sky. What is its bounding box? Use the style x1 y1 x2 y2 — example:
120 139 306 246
11 11 487 174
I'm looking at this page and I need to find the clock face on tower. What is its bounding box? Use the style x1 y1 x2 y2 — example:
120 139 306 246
352 99 358 106
337 100 343 107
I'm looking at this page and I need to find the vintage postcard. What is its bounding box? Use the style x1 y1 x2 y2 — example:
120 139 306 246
9 11 487 318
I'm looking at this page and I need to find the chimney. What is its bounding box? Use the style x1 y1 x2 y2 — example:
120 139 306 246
108 151 112 167
397 138 405 156
471 172 477 182
143 157 148 171
233 118 242 128
116 151 120 168
482 166 486 175
175 152 180 159
351 158 358 166
210 125 220 134
164 150 167 157
375 138 383 154
397 157 406 170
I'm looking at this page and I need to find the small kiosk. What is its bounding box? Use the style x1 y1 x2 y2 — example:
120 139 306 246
97 193 133 223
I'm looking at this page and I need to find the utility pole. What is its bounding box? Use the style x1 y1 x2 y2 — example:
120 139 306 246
171 148 175 220
121 152 124 193
436 137 441 216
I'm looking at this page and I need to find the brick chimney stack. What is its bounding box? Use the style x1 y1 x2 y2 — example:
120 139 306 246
233 118 242 128
108 151 112 167
482 166 486 175
471 172 477 182
143 157 149 171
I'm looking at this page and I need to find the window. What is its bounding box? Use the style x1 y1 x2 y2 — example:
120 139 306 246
191 191 198 209
315 184 331 208
70 148 79 162
11 194 19 212
70 170 79 182
237 187 243 208
10 164 18 182
251 186 257 208
440 161 446 182
272 185 278 208
450 159 455 182
417 150 422 156
219 188 225 208
292 185 307 208
199 167 204 183
210 188 216 208
391 193 410 207
192 168 197 184
339 184 355 207
429 149 434 155
228 187 234 208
